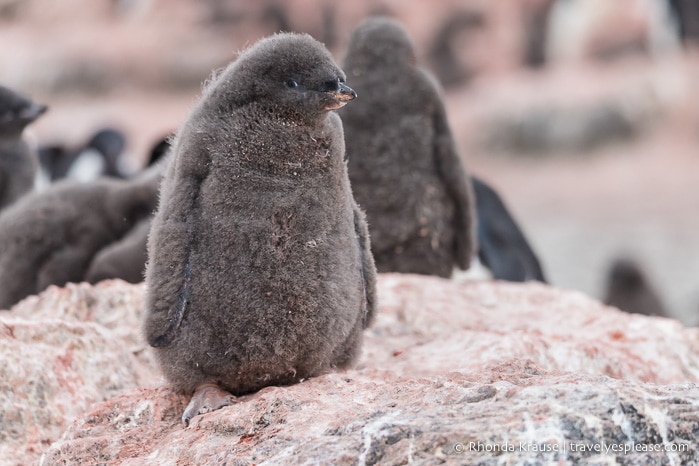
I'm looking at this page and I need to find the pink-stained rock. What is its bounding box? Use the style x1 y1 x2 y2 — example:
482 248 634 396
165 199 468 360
0 317 152 465
365 274 699 384
15 274 697 465
10 280 156 375
1 280 158 466
41 364 699 465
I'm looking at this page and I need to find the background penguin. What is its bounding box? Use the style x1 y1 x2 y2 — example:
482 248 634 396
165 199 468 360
603 256 668 317
84 217 151 284
0 160 164 310
0 85 47 211
143 32 376 424
66 127 128 181
38 127 129 182
340 16 476 278
472 176 546 282
37 144 71 183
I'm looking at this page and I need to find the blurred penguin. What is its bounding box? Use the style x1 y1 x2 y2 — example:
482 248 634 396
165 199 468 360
85 217 151 284
38 127 130 183
0 85 47 211
0 158 165 310
668 0 699 44
341 17 476 278
603 257 668 317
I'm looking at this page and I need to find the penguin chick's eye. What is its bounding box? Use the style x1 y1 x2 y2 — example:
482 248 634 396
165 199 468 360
286 79 299 88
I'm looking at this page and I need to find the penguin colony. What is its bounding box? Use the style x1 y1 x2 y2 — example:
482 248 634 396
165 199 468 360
0 17 552 424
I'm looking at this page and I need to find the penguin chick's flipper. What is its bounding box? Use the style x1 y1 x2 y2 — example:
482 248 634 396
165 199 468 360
144 140 209 347
182 382 238 425
353 202 377 328
430 74 476 270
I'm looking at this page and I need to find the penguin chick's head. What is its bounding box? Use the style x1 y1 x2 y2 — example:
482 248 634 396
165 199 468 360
207 33 356 118
86 128 127 161
344 16 417 73
0 85 47 136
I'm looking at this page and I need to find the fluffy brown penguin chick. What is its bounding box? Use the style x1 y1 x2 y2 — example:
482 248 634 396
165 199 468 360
85 217 151 284
143 32 377 424
340 16 476 278
0 162 163 310
0 85 47 211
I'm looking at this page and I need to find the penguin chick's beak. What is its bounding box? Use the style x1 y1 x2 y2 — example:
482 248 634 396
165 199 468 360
326 82 357 109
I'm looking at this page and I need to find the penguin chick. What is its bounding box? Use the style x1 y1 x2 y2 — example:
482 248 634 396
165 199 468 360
472 176 546 282
0 160 163 310
340 16 476 278
603 257 668 317
85 217 151 284
143 32 376 424
0 85 47 211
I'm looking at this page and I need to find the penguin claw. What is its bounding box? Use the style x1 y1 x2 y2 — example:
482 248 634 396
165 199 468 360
182 383 237 425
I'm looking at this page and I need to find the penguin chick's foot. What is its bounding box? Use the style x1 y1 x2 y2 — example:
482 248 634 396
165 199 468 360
182 382 237 425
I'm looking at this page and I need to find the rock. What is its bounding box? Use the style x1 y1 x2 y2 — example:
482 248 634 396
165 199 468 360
0 317 152 465
10 280 156 376
41 365 698 465
471 54 688 156
482 98 649 154
22 274 699 465
366 275 699 384
9 280 147 358
1 280 157 466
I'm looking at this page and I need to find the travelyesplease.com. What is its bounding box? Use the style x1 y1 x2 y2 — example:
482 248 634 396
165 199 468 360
453 440 688 455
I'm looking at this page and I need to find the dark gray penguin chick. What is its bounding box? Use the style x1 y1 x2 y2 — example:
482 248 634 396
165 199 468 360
472 176 546 283
603 257 668 317
340 17 476 278
0 162 162 309
0 85 47 211
143 32 377 424
85 217 151 284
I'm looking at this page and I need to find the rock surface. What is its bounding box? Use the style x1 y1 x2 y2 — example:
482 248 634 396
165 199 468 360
9 280 153 372
0 318 151 464
41 366 699 465
0 274 694 465
1 281 156 466
369 276 699 384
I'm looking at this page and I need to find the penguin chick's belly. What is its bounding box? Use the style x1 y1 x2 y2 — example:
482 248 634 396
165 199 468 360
156 199 364 394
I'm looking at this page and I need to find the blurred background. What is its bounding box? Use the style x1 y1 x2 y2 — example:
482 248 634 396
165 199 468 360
2 0 699 324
